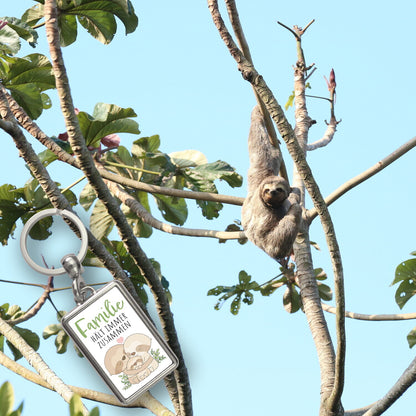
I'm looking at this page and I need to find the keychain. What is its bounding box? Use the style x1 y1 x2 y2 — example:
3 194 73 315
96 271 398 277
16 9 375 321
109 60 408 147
20 208 178 404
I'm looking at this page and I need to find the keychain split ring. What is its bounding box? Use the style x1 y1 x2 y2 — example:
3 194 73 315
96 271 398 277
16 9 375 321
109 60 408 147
20 208 88 276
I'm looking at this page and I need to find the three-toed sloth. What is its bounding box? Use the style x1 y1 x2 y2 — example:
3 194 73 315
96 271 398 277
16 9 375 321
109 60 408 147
241 107 302 261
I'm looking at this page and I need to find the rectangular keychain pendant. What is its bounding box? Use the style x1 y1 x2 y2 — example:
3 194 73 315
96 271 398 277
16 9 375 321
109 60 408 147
61 280 178 404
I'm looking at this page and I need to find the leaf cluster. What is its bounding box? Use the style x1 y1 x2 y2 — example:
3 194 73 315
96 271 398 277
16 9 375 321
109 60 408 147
0 179 77 246
208 267 332 315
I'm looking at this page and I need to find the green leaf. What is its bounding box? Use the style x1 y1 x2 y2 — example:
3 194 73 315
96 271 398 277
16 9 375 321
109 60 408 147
0 24 21 57
69 394 84 416
2 17 38 47
21 4 44 27
191 161 243 188
0 184 27 245
79 182 97 211
285 91 295 111
2 54 55 119
132 135 160 156
392 258 416 309
238 270 251 286
154 194 187 226
90 200 114 240
78 103 140 148
283 285 301 314
88 407 100 416
61 0 138 45
230 294 241 315
6 327 40 361
407 327 416 348
169 150 208 168
55 330 70 354
317 282 333 301
58 14 78 47
314 268 327 281
0 382 14 416
392 258 416 285
42 324 62 339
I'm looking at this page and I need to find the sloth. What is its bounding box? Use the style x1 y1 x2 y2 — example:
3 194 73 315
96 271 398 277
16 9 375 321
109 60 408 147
241 106 302 262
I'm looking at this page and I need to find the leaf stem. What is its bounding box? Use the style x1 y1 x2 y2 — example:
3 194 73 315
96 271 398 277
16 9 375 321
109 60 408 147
104 160 161 175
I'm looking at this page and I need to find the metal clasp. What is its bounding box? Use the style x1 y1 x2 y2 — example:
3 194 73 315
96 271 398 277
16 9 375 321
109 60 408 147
61 254 95 305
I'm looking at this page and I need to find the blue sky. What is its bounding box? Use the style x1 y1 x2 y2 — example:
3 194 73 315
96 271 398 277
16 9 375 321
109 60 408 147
1 1 416 415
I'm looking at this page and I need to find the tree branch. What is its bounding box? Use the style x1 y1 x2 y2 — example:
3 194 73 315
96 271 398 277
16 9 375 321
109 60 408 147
44 2 191 413
0 351 175 415
207 2 345 413
322 303 416 321
106 180 245 240
0 319 88 415
307 136 416 222
361 356 416 416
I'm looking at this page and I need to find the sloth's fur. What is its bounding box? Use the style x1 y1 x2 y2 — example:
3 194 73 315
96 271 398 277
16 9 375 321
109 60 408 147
241 107 302 260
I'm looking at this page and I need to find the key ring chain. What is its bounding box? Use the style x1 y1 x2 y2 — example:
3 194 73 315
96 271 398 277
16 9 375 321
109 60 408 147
20 208 88 276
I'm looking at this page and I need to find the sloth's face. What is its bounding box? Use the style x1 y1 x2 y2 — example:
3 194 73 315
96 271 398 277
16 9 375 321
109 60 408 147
261 181 289 207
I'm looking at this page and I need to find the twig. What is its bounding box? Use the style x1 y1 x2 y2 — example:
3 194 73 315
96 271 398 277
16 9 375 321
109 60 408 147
6 277 54 325
322 303 416 321
307 137 416 222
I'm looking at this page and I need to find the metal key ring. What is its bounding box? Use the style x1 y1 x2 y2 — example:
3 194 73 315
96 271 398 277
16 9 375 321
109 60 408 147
20 208 88 276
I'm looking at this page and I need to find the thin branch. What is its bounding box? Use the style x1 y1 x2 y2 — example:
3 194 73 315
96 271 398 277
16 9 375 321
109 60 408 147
207 2 345 412
0 318 88 415
99 168 244 205
0 351 175 415
322 303 416 321
44 2 190 413
6 277 54 325
361 356 416 416
307 136 416 222
106 180 245 240
306 119 337 151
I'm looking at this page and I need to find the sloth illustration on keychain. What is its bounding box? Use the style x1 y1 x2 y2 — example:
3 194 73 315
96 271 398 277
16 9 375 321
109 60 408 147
20 208 178 405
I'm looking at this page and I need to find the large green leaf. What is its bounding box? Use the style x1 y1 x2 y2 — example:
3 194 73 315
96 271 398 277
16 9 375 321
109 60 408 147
2 17 38 47
0 184 27 245
58 14 78 47
2 54 55 120
78 103 140 148
0 23 21 57
154 194 187 226
392 258 416 309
